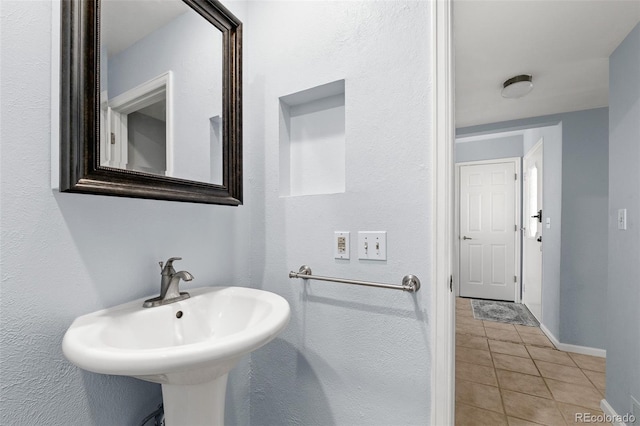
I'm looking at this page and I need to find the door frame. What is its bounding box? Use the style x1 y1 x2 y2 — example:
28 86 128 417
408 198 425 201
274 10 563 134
105 72 174 176
430 0 454 424
454 157 522 302
522 138 544 322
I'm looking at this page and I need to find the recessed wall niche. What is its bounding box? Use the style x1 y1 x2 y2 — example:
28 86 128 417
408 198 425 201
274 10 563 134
279 80 346 196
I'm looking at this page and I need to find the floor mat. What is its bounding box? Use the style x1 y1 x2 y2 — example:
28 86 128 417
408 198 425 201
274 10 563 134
471 299 539 327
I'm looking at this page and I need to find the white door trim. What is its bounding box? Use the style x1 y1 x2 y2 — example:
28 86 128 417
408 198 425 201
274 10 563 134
108 71 174 176
454 157 522 302
430 0 454 424
522 138 544 322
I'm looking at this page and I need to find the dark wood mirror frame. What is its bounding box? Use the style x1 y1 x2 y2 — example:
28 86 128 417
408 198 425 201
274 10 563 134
60 0 242 205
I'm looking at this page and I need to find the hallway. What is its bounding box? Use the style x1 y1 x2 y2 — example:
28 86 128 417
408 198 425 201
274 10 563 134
455 297 607 425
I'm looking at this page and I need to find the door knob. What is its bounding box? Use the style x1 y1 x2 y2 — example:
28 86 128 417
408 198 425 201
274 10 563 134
531 210 542 223
462 236 473 240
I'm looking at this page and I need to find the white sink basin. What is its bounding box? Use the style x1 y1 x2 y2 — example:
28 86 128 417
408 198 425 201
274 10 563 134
63 286 290 425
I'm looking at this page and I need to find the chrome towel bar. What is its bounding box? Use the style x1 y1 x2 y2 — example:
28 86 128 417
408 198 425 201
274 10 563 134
288 265 421 292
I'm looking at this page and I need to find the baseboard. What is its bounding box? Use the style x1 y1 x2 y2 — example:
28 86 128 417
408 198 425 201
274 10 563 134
539 323 606 358
601 399 627 426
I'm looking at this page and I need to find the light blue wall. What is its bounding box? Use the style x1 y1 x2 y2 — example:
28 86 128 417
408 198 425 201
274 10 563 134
457 107 609 350
606 22 640 419
2 1 433 425
557 109 608 349
246 2 433 424
455 134 523 163
0 1 252 425
108 10 223 183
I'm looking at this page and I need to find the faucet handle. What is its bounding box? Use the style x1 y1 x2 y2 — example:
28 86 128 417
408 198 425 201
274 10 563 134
159 257 182 274
164 257 182 267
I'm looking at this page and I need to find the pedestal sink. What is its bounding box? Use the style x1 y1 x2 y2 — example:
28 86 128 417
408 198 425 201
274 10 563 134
62 286 290 425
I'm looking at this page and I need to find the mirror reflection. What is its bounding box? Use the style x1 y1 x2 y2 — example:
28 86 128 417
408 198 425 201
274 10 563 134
100 0 223 184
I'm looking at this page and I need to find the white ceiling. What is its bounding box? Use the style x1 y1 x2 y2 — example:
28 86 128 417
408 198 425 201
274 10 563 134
454 0 640 128
101 0 190 57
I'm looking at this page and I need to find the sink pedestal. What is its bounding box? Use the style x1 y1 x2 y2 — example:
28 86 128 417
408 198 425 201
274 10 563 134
162 374 228 426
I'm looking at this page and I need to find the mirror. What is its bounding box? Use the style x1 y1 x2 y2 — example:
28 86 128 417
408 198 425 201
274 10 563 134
60 0 242 205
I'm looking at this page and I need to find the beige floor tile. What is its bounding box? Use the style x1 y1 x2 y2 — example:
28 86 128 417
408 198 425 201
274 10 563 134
527 346 577 367
486 327 523 344
519 333 554 348
457 308 475 318
493 353 540 376
455 299 608 426
458 316 483 327
484 321 518 331
457 334 489 351
582 369 606 392
501 389 565 425
457 298 472 309
457 297 471 304
456 402 508 426
457 322 486 337
457 304 472 311
456 380 504 414
489 340 530 358
456 346 494 367
544 378 603 410
507 417 544 426
535 360 591 386
556 402 608 425
457 360 498 387
515 324 544 336
568 353 606 373
496 370 552 399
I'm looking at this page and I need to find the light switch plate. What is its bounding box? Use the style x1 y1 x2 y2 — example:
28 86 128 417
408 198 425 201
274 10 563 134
618 209 627 230
358 231 387 260
334 231 350 259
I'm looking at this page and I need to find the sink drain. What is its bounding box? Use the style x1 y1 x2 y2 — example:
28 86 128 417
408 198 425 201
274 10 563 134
176 311 183 319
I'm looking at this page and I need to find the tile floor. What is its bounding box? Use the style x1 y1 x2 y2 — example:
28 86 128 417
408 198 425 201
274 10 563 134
455 297 607 426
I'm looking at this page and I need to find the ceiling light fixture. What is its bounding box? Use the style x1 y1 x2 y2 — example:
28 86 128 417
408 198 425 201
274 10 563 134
501 74 533 99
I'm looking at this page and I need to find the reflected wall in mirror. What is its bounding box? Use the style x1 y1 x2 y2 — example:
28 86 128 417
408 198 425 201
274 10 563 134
60 0 242 205
100 0 223 184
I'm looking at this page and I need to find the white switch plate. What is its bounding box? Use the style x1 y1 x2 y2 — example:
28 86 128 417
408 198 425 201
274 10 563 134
358 231 387 260
618 209 627 230
545 217 551 229
334 231 350 259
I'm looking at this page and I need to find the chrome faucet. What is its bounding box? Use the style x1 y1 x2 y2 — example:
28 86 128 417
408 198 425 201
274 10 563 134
143 257 194 308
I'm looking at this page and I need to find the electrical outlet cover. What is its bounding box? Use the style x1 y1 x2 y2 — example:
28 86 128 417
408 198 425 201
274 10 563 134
334 231 350 259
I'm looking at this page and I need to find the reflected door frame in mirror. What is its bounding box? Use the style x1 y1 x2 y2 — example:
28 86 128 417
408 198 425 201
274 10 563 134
60 0 242 205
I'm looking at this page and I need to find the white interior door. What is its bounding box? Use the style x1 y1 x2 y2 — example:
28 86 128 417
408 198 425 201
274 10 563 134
459 161 517 301
523 140 543 321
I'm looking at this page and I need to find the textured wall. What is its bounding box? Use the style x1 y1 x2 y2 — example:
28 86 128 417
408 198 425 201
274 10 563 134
457 108 609 350
245 2 433 424
0 1 251 424
606 22 640 418
1 1 433 424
